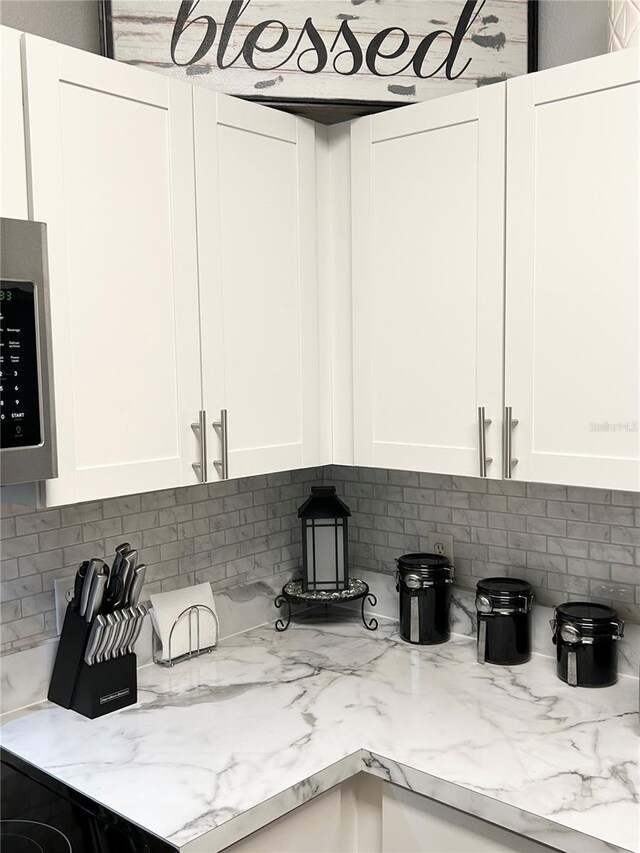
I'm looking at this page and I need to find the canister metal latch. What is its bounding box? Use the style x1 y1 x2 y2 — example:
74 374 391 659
477 619 487 665
476 594 492 614
560 623 581 687
611 619 625 640
410 596 420 643
476 593 530 616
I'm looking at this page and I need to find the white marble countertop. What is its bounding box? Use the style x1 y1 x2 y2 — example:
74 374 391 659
0 613 638 853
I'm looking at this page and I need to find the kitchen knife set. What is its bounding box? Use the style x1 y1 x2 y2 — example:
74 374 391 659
48 543 146 719
71 543 148 666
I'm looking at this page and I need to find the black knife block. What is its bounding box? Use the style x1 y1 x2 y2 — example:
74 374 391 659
48 605 137 719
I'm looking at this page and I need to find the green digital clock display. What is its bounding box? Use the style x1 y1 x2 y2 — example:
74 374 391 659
0 290 13 301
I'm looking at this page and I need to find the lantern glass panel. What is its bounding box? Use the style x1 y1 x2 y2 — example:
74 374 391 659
305 518 346 590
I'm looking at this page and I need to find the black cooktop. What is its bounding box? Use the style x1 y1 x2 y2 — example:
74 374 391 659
1 748 177 853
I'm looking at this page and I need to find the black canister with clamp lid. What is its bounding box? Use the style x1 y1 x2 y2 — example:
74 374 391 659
551 602 624 687
475 577 533 665
396 553 454 645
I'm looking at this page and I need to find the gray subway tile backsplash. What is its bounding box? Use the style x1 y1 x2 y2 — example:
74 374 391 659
1 464 640 654
325 465 640 624
525 516 566 536
0 467 324 654
15 510 61 536
611 526 640 546
590 504 635 525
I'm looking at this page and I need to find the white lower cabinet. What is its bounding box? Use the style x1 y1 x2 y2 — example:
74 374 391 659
221 775 556 853
381 784 555 853
222 780 360 853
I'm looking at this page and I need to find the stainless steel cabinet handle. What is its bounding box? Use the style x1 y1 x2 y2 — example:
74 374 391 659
503 406 519 479
191 410 208 483
213 409 229 480
477 407 493 478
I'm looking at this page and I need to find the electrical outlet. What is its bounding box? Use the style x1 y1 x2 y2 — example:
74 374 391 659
426 532 454 563
591 583 633 602
54 576 76 634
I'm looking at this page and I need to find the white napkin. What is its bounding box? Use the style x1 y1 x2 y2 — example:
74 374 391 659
150 584 218 663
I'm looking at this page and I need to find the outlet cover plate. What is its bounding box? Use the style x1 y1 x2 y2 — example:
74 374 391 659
591 582 633 602
54 576 76 634
426 532 454 564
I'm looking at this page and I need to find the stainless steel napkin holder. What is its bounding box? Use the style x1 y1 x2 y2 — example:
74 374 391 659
152 604 219 667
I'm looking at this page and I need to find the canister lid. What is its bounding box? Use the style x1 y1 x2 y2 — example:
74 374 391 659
476 577 532 600
556 601 616 621
554 601 620 637
396 552 452 580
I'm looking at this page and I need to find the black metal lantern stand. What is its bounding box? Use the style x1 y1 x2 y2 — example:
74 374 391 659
273 487 377 632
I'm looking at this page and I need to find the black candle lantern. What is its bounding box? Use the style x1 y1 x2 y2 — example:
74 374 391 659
298 487 351 592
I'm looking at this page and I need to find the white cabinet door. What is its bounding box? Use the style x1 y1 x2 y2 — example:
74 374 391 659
218 774 377 853
382 784 556 853
221 785 349 853
1 27 28 219
217 774 556 853
352 84 505 478
194 91 320 480
23 36 202 505
505 49 640 491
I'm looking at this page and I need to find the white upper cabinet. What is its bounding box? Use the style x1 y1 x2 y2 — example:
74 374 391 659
193 91 320 480
505 49 640 491
1 27 28 219
5 25 638 498
22 36 202 505
351 84 506 478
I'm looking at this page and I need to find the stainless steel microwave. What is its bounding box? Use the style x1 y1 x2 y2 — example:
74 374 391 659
0 218 57 485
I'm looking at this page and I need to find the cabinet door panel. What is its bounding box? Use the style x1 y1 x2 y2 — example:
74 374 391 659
1 28 28 219
218 124 302 453
382 784 555 852
505 50 640 490
195 93 319 480
352 85 505 478
23 36 201 504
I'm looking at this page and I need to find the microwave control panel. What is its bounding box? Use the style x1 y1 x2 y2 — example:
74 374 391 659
0 280 42 449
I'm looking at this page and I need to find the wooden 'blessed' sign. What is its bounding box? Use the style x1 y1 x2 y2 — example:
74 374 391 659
101 1 537 107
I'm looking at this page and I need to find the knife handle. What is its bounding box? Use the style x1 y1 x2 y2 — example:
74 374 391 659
126 605 148 655
118 608 137 656
78 559 97 617
127 564 146 607
112 542 131 576
105 543 131 608
72 561 90 612
84 616 105 666
96 613 117 663
111 610 128 657
109 610 130 658
121 550 138 606
85 572 107 623
112 556 132 610
104 574 124 613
